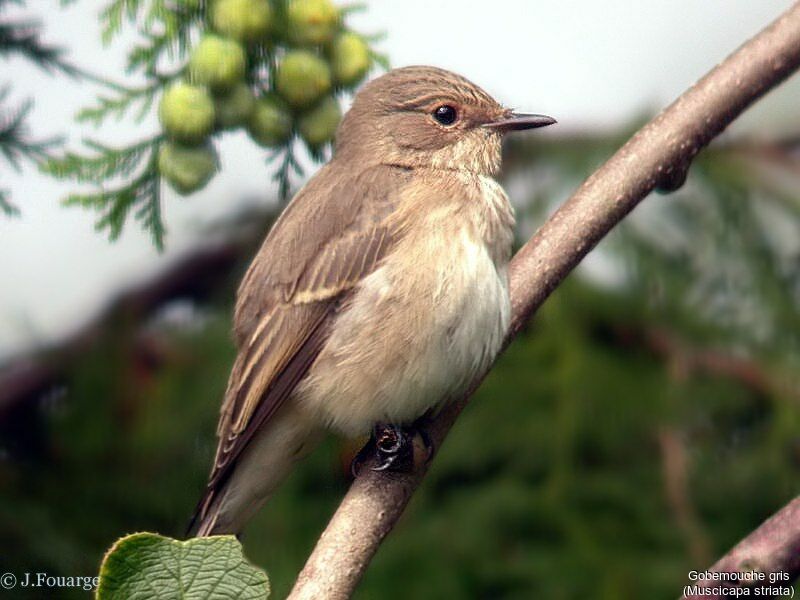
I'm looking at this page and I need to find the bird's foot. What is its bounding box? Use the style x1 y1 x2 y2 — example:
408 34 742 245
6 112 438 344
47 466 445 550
372 423 414 472
350 422 435 476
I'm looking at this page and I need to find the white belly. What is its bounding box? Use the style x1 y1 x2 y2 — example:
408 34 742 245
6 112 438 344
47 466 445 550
295 227 511 437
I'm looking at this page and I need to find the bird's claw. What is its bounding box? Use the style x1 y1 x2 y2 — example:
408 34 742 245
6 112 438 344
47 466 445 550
371 452 400 471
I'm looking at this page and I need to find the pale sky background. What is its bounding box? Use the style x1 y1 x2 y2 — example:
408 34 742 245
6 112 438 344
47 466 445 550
1 0 798 363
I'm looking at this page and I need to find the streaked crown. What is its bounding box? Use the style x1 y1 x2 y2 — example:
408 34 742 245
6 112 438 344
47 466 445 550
334 66 511 174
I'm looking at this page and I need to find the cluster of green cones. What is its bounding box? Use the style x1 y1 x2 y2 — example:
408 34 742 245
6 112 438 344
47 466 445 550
157 0 375 194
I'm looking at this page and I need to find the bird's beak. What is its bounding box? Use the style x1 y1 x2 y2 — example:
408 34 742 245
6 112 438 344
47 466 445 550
484 112 557 132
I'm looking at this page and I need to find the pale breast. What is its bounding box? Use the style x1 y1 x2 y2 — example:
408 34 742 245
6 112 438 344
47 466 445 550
295 173 515 437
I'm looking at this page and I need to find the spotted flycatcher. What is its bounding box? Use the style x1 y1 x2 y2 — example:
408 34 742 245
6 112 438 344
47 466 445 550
190 65 555 536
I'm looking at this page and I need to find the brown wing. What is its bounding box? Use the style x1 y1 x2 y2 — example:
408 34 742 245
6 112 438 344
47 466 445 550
190 163 408 530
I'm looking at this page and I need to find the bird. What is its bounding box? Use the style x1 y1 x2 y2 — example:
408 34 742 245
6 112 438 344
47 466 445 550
189 65 555 536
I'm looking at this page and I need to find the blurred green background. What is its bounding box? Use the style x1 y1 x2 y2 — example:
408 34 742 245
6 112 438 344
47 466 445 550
3 131 800 598
2 0 800 598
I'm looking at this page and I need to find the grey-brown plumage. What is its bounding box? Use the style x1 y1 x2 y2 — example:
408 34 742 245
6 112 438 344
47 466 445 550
190 66 554 536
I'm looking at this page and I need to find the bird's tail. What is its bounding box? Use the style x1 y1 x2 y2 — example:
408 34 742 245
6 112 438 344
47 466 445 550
186 487 222 537
187 405 321 537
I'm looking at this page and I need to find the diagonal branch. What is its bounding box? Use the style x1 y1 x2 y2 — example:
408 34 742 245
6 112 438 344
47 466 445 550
287 4 800 599
681 495 800 599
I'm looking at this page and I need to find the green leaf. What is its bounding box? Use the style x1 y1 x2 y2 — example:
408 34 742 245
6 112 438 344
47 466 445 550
96 532 270 600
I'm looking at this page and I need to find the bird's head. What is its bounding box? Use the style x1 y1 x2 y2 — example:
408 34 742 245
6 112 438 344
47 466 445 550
334 65 555 175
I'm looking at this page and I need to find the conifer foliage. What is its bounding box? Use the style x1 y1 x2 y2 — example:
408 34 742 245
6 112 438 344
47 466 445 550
42 0 386 250
0 0 78 215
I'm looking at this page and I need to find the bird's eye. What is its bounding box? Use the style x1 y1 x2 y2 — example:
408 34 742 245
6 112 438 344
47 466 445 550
433 105 458 126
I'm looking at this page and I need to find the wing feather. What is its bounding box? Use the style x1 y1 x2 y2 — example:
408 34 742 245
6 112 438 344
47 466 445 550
190 163 410 532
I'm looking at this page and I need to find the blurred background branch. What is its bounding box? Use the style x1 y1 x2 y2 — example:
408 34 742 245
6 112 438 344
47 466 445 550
0 209 270 417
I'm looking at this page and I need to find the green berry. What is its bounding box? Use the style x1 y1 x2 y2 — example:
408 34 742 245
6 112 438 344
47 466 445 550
287 0 340 45
158 82 215 144
188 35 246 92
298 96 341 148
276 50 332 108
248 95 292 147
158 141 219 195
215 82 256 129
211 0 272 43
330 32 370 86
